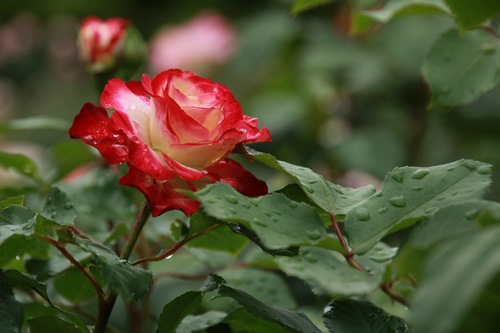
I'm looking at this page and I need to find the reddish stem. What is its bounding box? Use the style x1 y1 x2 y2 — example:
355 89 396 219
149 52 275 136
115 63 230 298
329 213 409 307
133 223 223 266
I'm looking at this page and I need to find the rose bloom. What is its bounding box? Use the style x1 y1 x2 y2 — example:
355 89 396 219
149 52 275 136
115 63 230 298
69 69 271 216
148 11 236 74
78 16 128 72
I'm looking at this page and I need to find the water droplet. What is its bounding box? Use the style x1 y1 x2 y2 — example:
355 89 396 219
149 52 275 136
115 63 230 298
272 210 282 216
111 144 128 157
355 207 371 221
412 185 423 191
64 203 73 210
447 166 455 172
412 169 430 179
241 202 251 209
477 164 491 175
376 192 383 197
481 43 496 54
378 207 388 215
253 218 267 227
229 208 237 214
333 186 344 194
308 180 318 185
289 202 298 208
263 211 273 217
389 196 406 208
303 184 314 193
465 209 479 220
424 207 438 215
304 253 318 263
391 170 405 183
249 199 259 206
272 217 279 222
226 195 238 204
306 229 322 240
462 160 477 171
437 195 447 201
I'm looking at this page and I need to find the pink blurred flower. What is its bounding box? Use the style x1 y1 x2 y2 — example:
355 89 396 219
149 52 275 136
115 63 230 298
149 12 237 74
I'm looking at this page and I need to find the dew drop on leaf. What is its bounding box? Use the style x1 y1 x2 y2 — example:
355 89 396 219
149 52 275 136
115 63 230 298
241 202 251 209
64 203 73 210
412 169 430 179
461 160 477 171
306 229 322 240
477 164 491 175
391 170 405 183
225 195 238 204
412 185 423 191
389 196 406 208
378 207 388 215
253 218 267 227
302 184 315 193
465 209 479 220
355 207 371 221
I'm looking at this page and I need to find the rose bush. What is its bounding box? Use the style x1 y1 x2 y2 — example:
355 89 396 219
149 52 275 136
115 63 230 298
78 16 129 72
69 68 271 216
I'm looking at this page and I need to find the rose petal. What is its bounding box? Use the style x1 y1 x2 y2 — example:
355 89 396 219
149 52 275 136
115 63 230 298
206 158 268 197
119 165 200 217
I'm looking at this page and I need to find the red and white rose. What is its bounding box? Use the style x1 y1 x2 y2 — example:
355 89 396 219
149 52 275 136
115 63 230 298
69 69 271 216
78 16 129 72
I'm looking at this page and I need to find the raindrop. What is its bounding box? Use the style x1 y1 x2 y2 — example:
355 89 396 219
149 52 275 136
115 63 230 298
465 209 479 220
272 210 282 216
437 195 447 201
424 207 438 215
462 160 477 171
412 169 430 179
304 254 318 264
333 187 344 194
225 195 238 204
263 210 273 217
303 184 315 193
64 203 73 210
272 217 279 222
289 202 298 208
112 144 128 157
389 196 406 208
477 164 491 175
391 170 404 183
355 207 371 221
378 207 388 215
447 166 455 172
241 202 251 209
308 180 318 185
228 208 237 215
253 218 267 227
306 229 322 240
412 185 423 191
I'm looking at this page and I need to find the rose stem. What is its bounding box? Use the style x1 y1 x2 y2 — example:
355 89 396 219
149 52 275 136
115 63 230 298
94 201 151 333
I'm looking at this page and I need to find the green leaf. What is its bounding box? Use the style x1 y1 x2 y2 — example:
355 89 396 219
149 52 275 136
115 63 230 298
0 196 24 210
0 152 40 182
155 291 203 333
244 147 375 216
0 270 23 333
40 186 76 226
218 284 323 333
0 116 70 132
53 268 95 302
220 268 297 308
177 311 227 333
193 182 327 250
411 226 500 333
291 0 336 15
323 299 410 333
422 28 500 107
445 0 500 30
28 316 82 333
180 211 249 255
276 247 379 297
345 159 491 253
356 0 450 24
74 238 152 302
223 308 290 333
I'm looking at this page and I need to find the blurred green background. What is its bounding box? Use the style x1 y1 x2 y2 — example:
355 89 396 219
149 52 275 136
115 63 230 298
1 0 500 199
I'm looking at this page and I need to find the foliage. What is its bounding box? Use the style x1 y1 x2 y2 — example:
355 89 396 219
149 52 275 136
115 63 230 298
1 1 500 333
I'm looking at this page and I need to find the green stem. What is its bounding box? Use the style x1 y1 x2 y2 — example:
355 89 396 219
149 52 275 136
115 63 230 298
93 201 152 333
